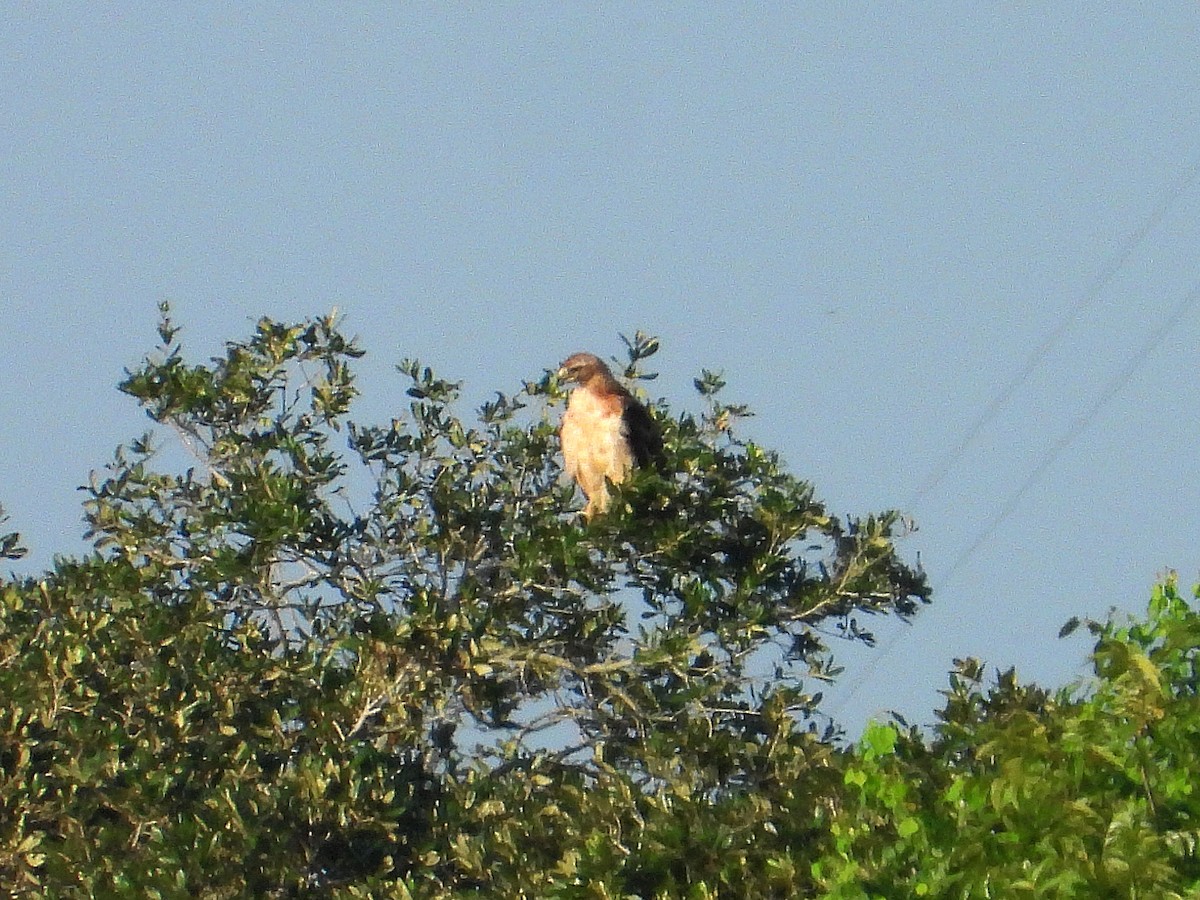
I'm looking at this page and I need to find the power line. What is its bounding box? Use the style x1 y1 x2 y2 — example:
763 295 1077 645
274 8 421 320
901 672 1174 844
827 155 1200 725
939 279 1200 587
909 154 1200 505
832 281 1200 722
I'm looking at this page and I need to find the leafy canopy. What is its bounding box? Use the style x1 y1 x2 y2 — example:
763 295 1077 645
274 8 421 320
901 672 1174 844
2 308 1196 897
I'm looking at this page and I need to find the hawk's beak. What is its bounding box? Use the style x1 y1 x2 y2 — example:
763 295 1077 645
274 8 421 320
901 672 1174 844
556 366 570 381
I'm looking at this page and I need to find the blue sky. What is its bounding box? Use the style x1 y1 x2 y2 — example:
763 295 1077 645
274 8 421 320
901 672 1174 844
3 5 1199 734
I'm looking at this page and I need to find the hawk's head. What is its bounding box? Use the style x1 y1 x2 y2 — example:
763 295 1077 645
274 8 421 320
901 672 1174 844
557 352 611 385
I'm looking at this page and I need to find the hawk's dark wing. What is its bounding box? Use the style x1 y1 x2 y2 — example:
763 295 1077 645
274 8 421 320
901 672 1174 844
621 397 665 472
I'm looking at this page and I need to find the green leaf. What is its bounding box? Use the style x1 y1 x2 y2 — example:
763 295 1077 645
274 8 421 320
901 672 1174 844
1058 616 1081 639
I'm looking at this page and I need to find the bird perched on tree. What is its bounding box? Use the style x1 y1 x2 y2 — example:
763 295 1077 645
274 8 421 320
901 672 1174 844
557 352 664 519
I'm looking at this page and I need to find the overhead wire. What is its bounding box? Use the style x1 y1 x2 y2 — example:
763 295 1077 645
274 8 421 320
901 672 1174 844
829 156 1200 723
939 279 1200 586
909 153 1200 506
831 280 1200 723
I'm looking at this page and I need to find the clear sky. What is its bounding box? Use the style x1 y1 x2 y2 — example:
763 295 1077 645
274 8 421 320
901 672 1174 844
4 5 1199 735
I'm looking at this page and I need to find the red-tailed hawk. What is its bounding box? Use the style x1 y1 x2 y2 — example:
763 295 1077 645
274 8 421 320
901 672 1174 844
557 352 664 519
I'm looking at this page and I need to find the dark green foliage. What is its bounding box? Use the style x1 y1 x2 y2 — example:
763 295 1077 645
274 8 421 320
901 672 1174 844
1 309 1196 896
0 507 25 561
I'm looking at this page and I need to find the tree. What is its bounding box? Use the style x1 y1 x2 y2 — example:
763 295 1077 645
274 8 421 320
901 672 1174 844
812 574 1200 898
0 309 927 897
9 310 1196 897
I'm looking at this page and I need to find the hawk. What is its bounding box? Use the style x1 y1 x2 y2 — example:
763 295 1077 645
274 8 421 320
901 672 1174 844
557 352 664 519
